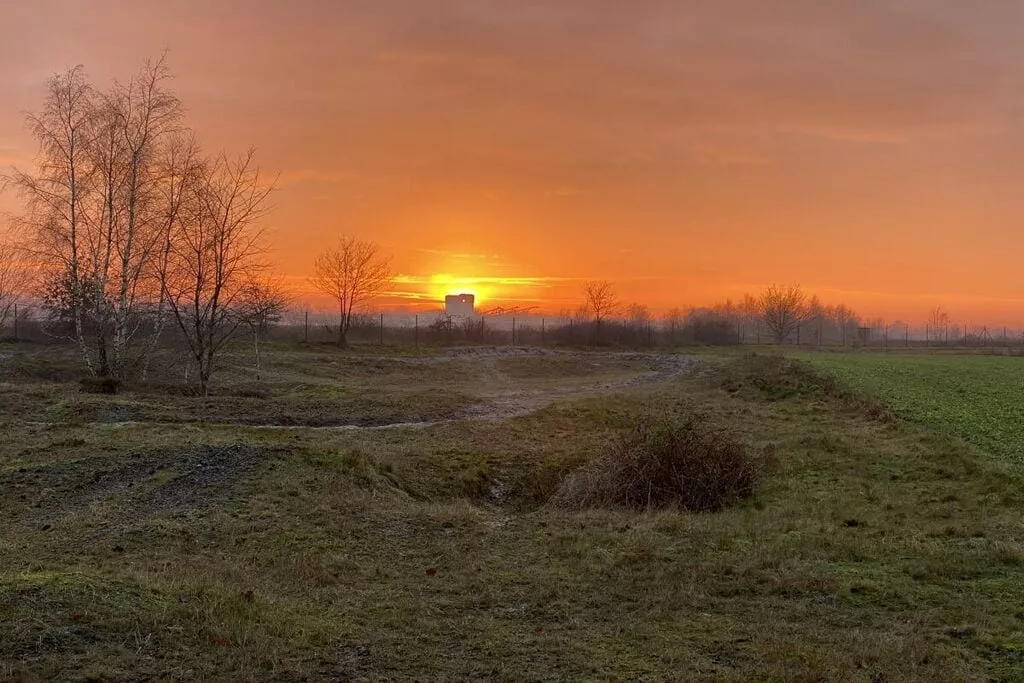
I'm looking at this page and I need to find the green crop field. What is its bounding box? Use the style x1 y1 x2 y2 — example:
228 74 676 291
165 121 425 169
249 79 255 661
805 352 1024 460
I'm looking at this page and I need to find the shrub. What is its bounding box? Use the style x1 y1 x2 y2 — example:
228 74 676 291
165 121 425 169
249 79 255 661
550 417 757 512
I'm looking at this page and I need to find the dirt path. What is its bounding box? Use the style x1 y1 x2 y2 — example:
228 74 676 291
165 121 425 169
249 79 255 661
458 352 700 422
30 350 702 432
279 351 701 430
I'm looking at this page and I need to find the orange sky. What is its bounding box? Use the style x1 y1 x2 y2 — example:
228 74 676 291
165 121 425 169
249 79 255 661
3 1 1024 323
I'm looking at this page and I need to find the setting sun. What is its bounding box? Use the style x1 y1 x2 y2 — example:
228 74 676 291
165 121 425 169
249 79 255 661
428 273 490 307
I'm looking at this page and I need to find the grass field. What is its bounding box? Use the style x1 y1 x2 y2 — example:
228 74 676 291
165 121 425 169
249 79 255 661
805 352 1024 460
2 343 1024 681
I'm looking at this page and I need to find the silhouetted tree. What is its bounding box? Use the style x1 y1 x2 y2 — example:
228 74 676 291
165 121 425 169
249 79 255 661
583 280 617 325
757 284 810 343
928 307 950 344
311 236 392 347
625 303 651 345
663 307 685 345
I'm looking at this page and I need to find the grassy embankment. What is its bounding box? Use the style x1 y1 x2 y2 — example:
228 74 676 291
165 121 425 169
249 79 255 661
2 342 1023 681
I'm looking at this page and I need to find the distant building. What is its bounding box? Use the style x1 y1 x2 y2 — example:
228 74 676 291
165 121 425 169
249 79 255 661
445 293 476 317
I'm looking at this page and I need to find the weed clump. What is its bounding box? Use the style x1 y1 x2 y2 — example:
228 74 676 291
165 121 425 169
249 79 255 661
550 417 757 512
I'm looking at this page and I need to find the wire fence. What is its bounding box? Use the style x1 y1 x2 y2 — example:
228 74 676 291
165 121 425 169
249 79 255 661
5 305 1024 352
261 312 1024 351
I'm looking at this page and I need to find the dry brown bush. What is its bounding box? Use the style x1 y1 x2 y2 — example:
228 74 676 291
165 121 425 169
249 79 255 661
550 417 757 512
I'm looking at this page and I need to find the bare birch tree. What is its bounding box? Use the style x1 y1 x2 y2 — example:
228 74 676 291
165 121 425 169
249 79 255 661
311 236 393 347
757 284 810 343
8 65 96 370
9 59 185 381
163 151 273 394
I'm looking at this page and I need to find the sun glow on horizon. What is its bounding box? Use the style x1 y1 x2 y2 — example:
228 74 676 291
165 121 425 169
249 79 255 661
428 273 492 306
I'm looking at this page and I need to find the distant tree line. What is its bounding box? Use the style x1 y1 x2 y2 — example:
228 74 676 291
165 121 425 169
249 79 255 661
534 281 863 347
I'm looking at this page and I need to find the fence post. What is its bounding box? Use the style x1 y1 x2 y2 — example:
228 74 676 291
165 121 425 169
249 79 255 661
541 318 545 345
512 317 516 346
304 311 309 344
380 313 384 345
415 315 419 348
12 303 17 341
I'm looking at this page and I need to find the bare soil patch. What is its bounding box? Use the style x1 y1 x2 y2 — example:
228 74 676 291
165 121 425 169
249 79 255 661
2 444 280 528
